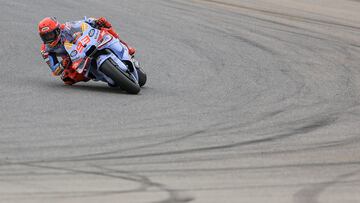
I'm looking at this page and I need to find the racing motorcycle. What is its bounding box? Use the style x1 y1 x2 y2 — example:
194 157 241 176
64 21 146 94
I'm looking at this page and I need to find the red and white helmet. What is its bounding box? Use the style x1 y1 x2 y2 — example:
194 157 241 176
38 17 61 47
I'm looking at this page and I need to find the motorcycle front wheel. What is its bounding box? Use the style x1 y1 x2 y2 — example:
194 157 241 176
136 67 147 87
99 58 141 94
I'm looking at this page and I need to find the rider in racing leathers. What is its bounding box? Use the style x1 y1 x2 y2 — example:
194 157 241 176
38 17 136 85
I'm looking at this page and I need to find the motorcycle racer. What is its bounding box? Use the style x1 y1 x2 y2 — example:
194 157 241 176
38 17 136 85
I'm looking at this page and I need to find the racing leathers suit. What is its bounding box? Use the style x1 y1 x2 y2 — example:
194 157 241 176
40 17 134 85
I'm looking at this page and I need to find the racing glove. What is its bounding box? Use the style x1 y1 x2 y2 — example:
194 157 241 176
93 17 120 39
95 17 112 28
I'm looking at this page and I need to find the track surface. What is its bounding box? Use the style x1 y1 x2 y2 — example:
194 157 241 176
0 0 360 202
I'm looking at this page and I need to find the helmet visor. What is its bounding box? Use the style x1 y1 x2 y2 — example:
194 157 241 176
40 28 60 44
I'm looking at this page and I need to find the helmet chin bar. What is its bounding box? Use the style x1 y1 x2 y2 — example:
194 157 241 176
48 37 61 47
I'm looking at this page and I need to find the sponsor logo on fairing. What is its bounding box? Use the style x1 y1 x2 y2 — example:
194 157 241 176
89 29 95 37
70 50 78 57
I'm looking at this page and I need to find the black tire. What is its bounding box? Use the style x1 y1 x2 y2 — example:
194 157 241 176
137 67 147 87
99 59 140 94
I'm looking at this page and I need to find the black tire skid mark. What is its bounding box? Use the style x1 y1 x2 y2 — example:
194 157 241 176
294 169 360 203
0 116 336 165
196 0 360 30
0 162 193 203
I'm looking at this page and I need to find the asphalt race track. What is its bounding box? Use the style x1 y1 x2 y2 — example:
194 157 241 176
0 0 360 202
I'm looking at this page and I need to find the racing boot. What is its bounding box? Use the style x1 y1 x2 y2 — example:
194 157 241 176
61 59 90 85
105 27 136 56
120 39 136 56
